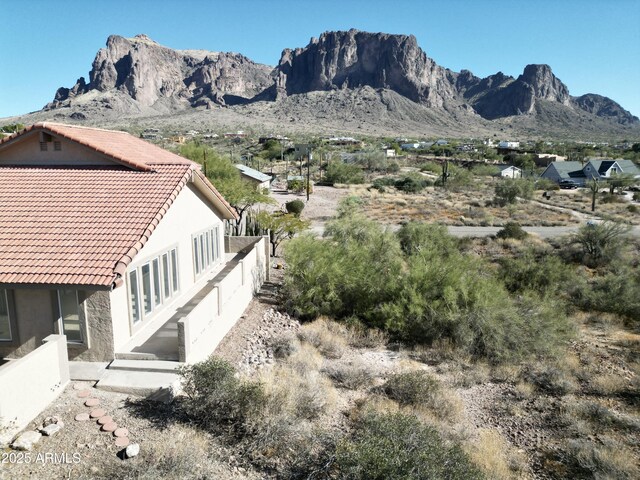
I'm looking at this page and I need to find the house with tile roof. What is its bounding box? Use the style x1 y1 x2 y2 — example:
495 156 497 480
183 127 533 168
0 123 268 369
540 158 640 186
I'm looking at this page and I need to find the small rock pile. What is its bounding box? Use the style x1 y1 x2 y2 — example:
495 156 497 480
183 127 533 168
238 308 299 372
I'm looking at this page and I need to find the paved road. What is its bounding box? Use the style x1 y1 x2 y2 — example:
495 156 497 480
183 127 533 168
311 224 640 239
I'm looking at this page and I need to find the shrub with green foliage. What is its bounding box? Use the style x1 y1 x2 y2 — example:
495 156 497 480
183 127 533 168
325 162 365 184
285 199 305 216
471 164 500 176
287 179 306 193
284 215 573 363
383 370 441 406
179 357 266 435
335 412 484 480
535 178 560 191
496 222 528 240
499 249 575 295
394 174 431 193
371 176 397 192
572 221 630 267
494 179 534 205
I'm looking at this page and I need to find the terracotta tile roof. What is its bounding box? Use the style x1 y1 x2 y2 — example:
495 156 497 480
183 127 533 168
0 123 194 171
0 124 237 287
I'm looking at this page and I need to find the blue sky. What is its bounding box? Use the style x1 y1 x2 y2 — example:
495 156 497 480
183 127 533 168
1 0 639 118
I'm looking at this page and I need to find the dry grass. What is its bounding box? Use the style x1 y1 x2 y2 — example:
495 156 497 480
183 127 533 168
349 182 578 226
565 438 639 479
589 374 629 396
298 317 348 359
322 356 376 390
468 429 523 480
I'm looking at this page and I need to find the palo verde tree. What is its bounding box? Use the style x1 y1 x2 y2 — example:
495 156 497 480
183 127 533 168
179 142 274 235
255 211 309 256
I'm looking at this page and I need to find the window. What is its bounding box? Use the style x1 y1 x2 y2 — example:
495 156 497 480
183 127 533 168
129 270 141 324
39 141 47 151
57 289 85 344
53 141 62 151
171 249 179 293
127 247 179 326
192 226 221 278
0 289 11 341
141 263 153 315
152 258 162 308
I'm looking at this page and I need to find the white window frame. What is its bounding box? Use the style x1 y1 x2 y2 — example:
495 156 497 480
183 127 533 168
192 225 221 280
56 289 88 345
126 245 180 329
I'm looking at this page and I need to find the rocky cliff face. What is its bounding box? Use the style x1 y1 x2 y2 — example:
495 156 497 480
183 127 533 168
274 29 458 108
43 31 638 132
48 34 273 110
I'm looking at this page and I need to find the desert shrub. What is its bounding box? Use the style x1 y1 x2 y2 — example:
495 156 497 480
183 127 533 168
633 192 640 202
323 357 375 389
498 249 574 295
521 362 577 395
627 204 638 213
471 164 500 176
386 161 400 173
285 217 573 364
335 412 484 480
297 318 348 359
270 333 299 359
535 177 560 191
572 263 640 322
343 318 388 348
287 179 306 193
285 199 305 216
383 370 441 406
494 179 534 205
370 176 397 192
397 221 459 257
564 439 639 480
325 162 365 184
600 192 624 204
496 221 528 240
468 429 520 480
572 221 631 267
419 161 441 174
179 357 266 435
394 174 430 193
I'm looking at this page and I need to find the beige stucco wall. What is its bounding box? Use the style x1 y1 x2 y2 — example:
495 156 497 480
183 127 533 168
1 289 55 359
0 334 69 437
178 237 267 363
0 133 117 167
69 290 114 362
109 183 226 352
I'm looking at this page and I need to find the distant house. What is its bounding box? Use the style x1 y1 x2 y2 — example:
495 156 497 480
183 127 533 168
534 154 566 167
235 164 273 191
384 149 397 158
541 158 640 186
496 165 523 178
499 141 520 149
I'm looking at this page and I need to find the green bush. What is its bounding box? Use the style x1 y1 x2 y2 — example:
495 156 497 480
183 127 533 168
419 161 441 174
335 412 484 480
284 217 573 364
285 199 305 216
383 370 441 406
494 179 534 205
179 357 266 435
627 204 638 213
394 174 430 193
386 161 400 173
572 221 630 267
536 178 560 191
287 179 306 193
325 162 365 184
496 222 528 240
471 164 500 176
633 192 640 202
499 250 574 295
371 176 397 192
397 222 458 257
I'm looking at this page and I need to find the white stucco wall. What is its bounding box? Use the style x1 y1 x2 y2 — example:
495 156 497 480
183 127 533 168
109 183 226 352
0 133 116 166
0 335 69 438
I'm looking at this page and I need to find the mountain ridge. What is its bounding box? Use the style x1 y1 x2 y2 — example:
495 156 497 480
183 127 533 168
13 31 640 139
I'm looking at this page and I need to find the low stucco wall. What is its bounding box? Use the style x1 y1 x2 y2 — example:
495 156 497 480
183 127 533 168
178 237 267 363
0 334 69 435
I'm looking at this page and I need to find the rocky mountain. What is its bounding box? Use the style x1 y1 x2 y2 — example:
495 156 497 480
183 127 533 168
22 30 640 138
47 34 273 112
